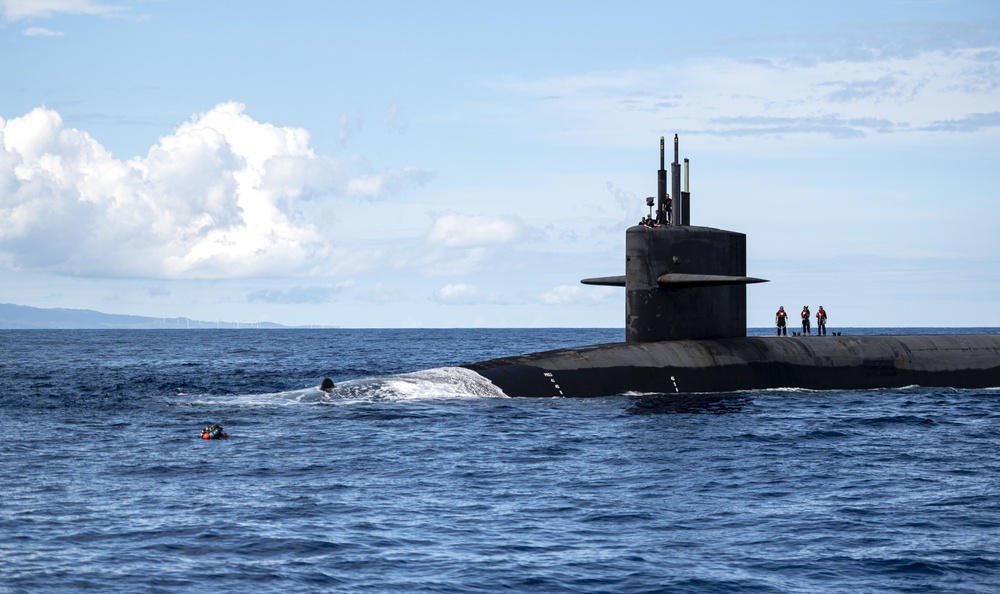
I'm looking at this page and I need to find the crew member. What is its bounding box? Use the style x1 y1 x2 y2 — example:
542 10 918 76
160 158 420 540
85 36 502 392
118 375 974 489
816 306 827 336
656 194 671 225
801 305 811 335
201 423 228 440
775 306 788 336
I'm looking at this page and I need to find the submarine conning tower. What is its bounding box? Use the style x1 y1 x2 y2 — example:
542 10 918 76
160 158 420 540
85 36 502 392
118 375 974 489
582 135 767 343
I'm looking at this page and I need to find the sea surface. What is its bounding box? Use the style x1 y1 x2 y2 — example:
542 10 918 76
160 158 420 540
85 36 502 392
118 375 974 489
2 328 999 593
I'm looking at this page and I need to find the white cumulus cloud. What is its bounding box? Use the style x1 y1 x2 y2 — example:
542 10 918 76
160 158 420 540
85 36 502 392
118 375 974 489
0 103 429 279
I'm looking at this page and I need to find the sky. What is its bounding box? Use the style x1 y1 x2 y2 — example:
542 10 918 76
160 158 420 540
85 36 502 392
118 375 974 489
1 0 999 328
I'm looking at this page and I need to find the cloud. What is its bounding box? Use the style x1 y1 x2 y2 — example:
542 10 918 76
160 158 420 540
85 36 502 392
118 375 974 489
383 101 408 134
704 114 895 139
337 105 363 146
488 41 1000 143
433 283 480 304
23 26 63 36
419 247 488 277
247 283 352 305
0 103 430 279
345 165 433 199
921 112 1000 133
426 212 527 248
366 283 405 304
0 0 126 20
605 181 642 218
541 284 615 305
822 74 909 103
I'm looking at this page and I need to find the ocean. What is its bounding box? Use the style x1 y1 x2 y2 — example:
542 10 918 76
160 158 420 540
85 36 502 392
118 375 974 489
1 328 998 593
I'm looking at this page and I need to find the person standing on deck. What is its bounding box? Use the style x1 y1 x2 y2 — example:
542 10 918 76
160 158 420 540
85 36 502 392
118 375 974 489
775 306 788 336
816 306 827 336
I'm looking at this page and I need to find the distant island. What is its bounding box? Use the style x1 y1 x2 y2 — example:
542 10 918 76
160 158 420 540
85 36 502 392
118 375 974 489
0 303 303 329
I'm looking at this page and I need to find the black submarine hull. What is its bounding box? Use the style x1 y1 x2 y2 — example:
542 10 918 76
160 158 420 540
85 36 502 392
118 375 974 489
463 335 1000 397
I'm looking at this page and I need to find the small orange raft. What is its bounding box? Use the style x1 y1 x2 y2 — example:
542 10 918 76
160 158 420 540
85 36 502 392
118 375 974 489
201 423 228 440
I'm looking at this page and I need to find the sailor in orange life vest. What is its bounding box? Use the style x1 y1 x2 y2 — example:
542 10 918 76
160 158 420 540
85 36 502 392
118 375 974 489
801 305 811 335
775 306 788 336
816 306 828 336
201 423 228 439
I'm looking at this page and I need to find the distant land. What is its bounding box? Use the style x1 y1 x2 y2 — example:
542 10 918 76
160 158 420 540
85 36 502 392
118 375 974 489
0 303 318 329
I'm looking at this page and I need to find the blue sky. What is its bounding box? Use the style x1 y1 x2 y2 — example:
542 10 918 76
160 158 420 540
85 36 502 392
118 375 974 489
1 0 998 328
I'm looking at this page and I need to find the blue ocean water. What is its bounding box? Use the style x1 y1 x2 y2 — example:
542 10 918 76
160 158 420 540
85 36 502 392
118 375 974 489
1 328 999 593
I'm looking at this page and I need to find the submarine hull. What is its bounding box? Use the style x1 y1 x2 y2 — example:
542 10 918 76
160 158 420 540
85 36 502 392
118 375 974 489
463 335 1000 397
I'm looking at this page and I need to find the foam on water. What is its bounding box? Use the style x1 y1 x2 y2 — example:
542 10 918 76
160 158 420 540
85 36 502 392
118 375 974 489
180 366 508 407
319 366 508 402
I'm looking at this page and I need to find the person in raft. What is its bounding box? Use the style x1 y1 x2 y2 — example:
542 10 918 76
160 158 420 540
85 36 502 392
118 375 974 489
775 306 788 336
201 424 228 440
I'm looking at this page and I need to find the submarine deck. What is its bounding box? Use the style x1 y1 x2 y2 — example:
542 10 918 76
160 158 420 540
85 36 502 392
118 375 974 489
463 334 1000 397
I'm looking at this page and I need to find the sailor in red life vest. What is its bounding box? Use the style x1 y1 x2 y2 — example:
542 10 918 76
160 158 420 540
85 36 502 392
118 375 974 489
775 306 788 336
801 305 811 335
816 306 828 336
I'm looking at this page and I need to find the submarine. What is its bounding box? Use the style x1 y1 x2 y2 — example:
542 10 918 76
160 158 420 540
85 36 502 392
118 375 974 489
463 135 1000 397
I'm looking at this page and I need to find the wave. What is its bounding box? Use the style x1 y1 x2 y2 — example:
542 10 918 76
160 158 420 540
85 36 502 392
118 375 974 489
183 367 507 407
313 367 508 403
